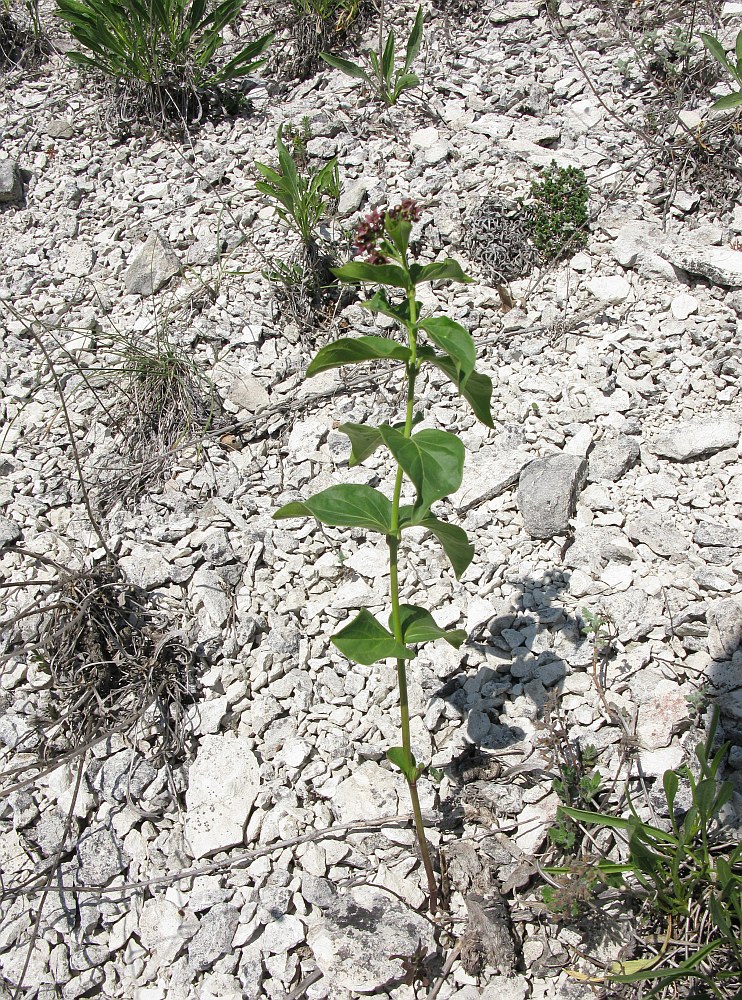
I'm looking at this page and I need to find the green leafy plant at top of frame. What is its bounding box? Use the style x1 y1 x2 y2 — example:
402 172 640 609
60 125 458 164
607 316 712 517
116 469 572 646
320 4 423 106
292 0 360 32
701 29 742 110
55 0 273 117
545 709 742 997
274 199 494 913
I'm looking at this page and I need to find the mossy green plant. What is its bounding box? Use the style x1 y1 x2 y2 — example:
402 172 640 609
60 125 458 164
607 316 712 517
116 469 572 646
527 161 589 263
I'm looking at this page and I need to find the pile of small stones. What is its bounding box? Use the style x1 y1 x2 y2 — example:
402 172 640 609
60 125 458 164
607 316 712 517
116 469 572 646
0 1 741 998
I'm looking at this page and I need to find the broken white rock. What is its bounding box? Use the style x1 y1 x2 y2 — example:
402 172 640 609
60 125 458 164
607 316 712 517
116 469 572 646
516 454 588 538
138 899 199 969
659 243 742 289
332 760 400 823
588 434 640 482
308 886 433 992
185 733 260 858
650 420 740 461
625 515 688 557
707 598 742 661
636 681 689 749
0 158 22 202
123 232 181 296
454 450 532 512
587 275 631 304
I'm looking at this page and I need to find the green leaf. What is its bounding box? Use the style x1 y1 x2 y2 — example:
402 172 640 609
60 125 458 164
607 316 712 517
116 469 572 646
408 258 474 286
392 71 419 100
403 6 424 72
361 288 412 325
402 511 473 578
419 347 494 428
381 28 395 86
663 769 678 815
333 260 410 288
394 604 466 648
319 51 372 84
379 426 465 515
418 316 476 382
384 216 413 259
387 745 418 781
711 90 742 110
339 422 384 466
306 336 411 376
701 32 735 76
332 609 412 665
274 484 393 533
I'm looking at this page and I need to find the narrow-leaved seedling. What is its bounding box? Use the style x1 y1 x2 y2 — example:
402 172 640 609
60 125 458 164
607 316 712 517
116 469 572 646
274 200 494 912
320 5 423 106
701 29 742 110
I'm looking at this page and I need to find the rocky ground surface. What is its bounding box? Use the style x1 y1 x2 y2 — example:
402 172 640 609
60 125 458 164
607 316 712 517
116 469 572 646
1 0 742 997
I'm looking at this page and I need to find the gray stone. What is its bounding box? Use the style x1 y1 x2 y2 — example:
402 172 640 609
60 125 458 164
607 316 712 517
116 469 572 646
46 118 75 139
333 760 400 823
62 970 105 1000
259 913 305 954
695 521 742 548
0 158 22 203
188 903 240 971
658 243 742 288
587 275 631 304
119 545 193 588
650 420 740 461
87 750 157 802
123 232 181 296
190 567 232 627
707 599 742 661
516 454 588 538
338 177 370 216
625 515 688 557
76 827 128 885
0 516 20 549
226 373 269 413
636 681 690 748
454 449 532 511
185 733 260 859
308 886 433 992
693 565 737 592
138 898 199 968
588 434 640 482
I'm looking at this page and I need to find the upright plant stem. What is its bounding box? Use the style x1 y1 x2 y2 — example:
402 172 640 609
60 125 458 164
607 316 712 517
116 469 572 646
387 289 438 914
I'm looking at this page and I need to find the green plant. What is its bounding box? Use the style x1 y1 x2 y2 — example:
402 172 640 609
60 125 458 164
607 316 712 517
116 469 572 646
255 123 340 251
527 161 589 262
701 29 742 110
284 115 313 169
55 0 272 119
293 0 360 31
549 711 742 997
274 200 494 912
320 3 423 106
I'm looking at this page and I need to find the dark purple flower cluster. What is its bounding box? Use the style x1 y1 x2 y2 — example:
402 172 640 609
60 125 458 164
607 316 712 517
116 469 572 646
353 199 422 264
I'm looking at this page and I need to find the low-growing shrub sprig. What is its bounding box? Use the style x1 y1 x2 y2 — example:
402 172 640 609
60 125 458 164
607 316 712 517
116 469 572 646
274 201 494 912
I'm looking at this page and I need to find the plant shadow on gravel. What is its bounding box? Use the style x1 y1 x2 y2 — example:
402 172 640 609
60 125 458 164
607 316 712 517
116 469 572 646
432 567 741 997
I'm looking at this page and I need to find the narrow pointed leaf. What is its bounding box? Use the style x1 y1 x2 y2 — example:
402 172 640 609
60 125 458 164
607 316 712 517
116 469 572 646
384 216 413 259
381 28 395 85
419 346 494 428
418 317 476 381
387 745 418 781
333 261 410 288
339 422 384 466
401 511 473 578
379 426 465 514
361 288 412 324
306 336 411 376
408 258 474 286
404 6 424 72
319 51 372 83
711 91 742 110
701 32 735 75
332 609 412 665
274 484 393 533
393 604 466 648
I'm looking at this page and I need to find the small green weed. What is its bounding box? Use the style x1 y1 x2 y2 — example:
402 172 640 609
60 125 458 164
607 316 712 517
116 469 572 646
526 161 589 262
293 0 360 31
255 123 339 250
546 711 742 997
320 4 423 106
